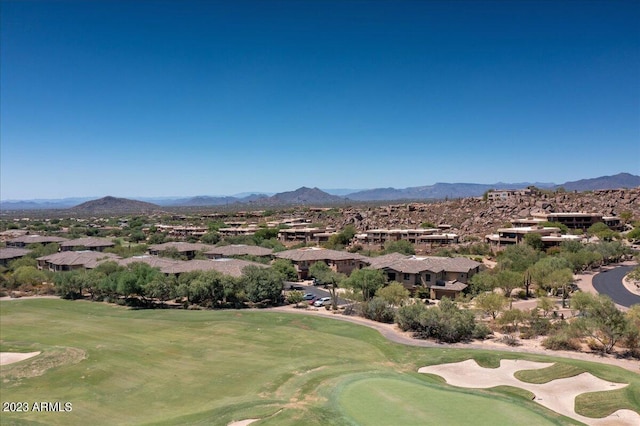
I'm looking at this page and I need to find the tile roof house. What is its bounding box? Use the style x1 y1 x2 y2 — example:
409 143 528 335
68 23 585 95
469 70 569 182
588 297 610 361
0 247 32 266
37 251 121 272
275 247 370 279
366 254 482 299
118 256 266 277
7 234 68 248
60 237 115 252
148 242 216 260
204 244 274 259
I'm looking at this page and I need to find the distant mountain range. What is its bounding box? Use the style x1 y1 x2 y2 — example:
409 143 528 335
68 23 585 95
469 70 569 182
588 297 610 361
1 172 638 210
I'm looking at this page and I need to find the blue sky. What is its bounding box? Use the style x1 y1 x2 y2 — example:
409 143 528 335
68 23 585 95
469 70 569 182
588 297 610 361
1 0 639 200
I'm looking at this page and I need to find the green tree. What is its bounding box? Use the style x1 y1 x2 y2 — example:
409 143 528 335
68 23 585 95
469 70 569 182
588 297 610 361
475 292 508 319
200 232 220 245
129 230 147 243
494 270 523 298
242 266 283 305
497 244 542 272
524 233 544 251
271 259 298 281
375 281 410 306
498 309 527 333
468 271 496 295
253 228 279 242
540 221 569 234
536 296 556 318
546 268 574 308
286 290 304 307
627 227 640 241
571 293 630 353
383 239 415 255
361 297 396 323
7 256 38 271
53 270 84 299
324 225 356 249
12 266 47 288
344 268 386 301
308 262 345 310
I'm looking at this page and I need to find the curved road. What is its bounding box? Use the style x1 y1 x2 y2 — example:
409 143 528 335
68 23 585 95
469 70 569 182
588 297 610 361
592 265 640 307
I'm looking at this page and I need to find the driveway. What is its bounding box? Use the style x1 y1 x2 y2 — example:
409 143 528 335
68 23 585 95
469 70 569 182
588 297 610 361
592 265 640 308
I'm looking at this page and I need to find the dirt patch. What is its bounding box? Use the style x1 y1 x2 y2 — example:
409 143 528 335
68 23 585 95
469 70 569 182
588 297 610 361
289 319 311 330
419 359 640 426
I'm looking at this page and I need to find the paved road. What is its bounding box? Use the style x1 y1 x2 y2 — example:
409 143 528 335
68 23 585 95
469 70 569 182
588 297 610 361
592 265 640 308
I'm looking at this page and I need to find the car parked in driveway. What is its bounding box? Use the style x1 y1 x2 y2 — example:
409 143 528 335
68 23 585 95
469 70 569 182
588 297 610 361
303 293 315 300
313 297 331 307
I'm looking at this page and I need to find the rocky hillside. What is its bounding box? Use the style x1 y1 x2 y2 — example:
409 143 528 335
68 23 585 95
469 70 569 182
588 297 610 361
301 188 640 239
69 196 161 214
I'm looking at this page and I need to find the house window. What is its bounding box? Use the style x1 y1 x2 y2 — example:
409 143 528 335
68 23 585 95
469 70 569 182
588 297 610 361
403 273 410 281
425 273 431 282
388 272 396 281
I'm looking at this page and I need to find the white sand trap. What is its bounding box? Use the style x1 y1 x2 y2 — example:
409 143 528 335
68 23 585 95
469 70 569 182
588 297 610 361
0 351 41 366
419 359 640 426
227 419 260 426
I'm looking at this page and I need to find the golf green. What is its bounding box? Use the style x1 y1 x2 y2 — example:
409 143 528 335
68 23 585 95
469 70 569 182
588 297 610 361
335 376 559 425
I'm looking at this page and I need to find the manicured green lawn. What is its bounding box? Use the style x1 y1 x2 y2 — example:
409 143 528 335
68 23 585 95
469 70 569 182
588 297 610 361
1 299 638 425
335 376 561 425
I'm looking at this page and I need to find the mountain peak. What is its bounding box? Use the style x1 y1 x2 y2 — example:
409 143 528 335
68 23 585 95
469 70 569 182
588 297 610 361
69 196 160 214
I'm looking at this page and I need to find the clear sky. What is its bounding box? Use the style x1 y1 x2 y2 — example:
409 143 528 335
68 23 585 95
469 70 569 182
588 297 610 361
1 0 639 200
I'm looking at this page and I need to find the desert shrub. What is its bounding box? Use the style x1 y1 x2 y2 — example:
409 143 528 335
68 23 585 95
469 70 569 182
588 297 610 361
499 335 521 346
397 298 481 343
395 303 427 331
542 332 581 351
362 297 396 323
415 287 430 299
472 322 492 340
586 338 603 352
286 290 304 306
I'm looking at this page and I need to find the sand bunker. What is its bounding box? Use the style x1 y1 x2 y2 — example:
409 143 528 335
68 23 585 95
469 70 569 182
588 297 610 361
0 351 41 366
227 419 259 426
419 359 640 426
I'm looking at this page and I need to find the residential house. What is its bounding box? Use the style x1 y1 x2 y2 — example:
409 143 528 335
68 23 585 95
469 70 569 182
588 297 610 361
148 242 215 260
486 188 535 201
355 228 459 250
118 256 266 277
204 244 273 259
60 237 115 252
7 234 68 248
0 247 32 266
275 247 370 279
531 212 606 230
278 228 328 245
218 226 259 238
37 251 121 272
367 254 482 299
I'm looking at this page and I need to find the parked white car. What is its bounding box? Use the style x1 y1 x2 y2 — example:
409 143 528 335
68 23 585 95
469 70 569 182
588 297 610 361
313 297 331 307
